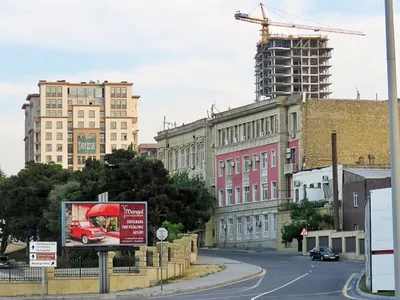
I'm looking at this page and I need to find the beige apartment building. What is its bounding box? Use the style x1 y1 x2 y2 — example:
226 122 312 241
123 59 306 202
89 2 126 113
22 80 140 170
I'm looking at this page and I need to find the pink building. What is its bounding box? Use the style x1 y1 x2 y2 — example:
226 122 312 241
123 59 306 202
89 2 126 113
210 94 301 249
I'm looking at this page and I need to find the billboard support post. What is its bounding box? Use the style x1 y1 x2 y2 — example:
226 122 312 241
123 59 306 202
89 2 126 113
98 192 109 294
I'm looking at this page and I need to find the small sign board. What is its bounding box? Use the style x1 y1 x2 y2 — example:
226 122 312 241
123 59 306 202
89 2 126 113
156 227 168 241
300 228 308 236
29 242 57 267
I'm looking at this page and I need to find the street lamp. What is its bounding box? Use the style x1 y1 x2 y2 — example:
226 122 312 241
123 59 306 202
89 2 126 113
384 0 400 297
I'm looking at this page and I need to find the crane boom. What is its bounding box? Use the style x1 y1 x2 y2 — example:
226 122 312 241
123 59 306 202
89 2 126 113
234 12 365 36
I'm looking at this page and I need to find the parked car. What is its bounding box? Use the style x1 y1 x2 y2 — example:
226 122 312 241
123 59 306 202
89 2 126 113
69 220 106 244
0 256 12 269
309 246 340 261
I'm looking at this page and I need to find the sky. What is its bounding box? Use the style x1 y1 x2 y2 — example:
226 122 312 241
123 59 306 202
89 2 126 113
0 0 398 175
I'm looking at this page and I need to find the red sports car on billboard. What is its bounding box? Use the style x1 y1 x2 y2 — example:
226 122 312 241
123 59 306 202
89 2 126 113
69 220 105 244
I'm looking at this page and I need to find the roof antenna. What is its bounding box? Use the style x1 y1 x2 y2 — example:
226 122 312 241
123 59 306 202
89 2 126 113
356 87 360 100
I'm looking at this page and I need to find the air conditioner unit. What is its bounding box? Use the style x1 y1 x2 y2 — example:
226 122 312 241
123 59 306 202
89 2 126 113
322 175 329 181
286 153 292 159
256 221 262 227
220 162 225 168
210 143 215 148
255 156 260 162
248 161 252 166
294 180 301 186
291 133 296 138
230 161 235 167
223 224 227 230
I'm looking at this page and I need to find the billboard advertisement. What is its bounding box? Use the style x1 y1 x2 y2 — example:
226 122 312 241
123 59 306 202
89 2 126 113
61 202 147 247
77 137 96 154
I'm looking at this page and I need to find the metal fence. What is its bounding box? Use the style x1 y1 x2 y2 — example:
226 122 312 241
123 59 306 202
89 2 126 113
0 263 42 282
55 257 99 278
113 255 140 274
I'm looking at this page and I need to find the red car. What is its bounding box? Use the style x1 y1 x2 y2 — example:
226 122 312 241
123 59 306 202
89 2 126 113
69 220 105 244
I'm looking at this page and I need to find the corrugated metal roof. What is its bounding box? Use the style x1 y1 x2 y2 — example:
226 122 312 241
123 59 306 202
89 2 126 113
344 168 391 179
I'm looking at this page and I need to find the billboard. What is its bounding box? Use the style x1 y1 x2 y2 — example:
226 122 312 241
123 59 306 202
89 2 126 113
77 138 96 154
61 202 147 247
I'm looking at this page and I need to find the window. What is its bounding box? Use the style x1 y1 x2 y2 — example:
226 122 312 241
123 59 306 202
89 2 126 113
67 111 72 118
68 156 73 165
100 122 105 131
291 112 297 132
100 133 105 142
111 88 115 97
354 224 359 231
57 86 62 97
235 187 241 204
78 110 84 118
116 87 121 97
353 191 359 207
226 159 232 175
121 87 127 98
52 99 56 108
271 150 276 167
111 144 117 150
295 189 299 202
57 99 62 108
272 214 276 232
253 184 258 201
89 121 95 128
227 188 233 205
244 156 250 172
57 132 63 140
121 122 127 129
68 123 73 131
46 155 52 163
255 215 260 233
261 152 268 170
235 157 240 174
57 156 63 163
111 122 117 129
46 133 52 140
237 217 242 236
181 150 185 168
121 133 127 140
100 111 105 117
100 144 105 153
246 216 251 234
228 219 234 236
218 161 224 177
264 214 269 232
271 181 277 199
68 144 73 153
244 186 250 203
46 144 52 151
122 99 127 109
57 110 62 117
218 190 224 206
262 183 268 200
252 154 258 171
175 151 178 169
46 87 51 97
56 144 62 152
110 133 117 140
56 121 62 129
89 110 95 118
46 121 52 129
78 121 84 128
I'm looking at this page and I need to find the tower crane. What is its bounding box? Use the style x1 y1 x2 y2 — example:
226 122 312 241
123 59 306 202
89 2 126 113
235 3 365 44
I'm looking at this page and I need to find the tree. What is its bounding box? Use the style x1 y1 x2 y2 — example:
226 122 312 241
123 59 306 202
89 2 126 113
161 221 184 243
77 158 107 201
170 171 215 231
281 199 332 245
0 162 73 243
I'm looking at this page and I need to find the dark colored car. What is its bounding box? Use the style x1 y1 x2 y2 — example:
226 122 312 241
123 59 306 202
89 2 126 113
0 256 11 269
310 246 340 261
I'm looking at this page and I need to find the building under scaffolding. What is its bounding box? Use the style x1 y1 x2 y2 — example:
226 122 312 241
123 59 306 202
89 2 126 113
255 34 332 101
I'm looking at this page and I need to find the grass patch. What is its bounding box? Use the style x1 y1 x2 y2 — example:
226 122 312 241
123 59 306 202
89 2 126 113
157 264 226 285
359 273 395 297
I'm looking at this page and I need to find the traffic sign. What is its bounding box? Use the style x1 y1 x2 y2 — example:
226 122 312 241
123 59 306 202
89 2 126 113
300 228 308 236
30 242 57 253
30 260 57 267
156 227 168 241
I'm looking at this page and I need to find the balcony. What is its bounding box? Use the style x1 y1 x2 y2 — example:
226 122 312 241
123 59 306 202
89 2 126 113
284 163 296 175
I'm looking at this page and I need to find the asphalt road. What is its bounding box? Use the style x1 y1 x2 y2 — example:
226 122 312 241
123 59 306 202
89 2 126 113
152 249 365 300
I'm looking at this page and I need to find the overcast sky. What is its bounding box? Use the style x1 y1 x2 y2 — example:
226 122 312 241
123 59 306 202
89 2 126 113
0 0 398 175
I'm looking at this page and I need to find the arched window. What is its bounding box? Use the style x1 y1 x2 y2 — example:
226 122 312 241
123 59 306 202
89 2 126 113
78 133 85 139
310 183 314 188
88 133 96 140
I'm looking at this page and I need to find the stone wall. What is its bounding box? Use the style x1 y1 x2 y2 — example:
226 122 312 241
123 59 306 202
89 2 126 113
0 234 198 297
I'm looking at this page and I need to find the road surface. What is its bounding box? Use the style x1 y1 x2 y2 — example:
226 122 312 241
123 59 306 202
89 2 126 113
151 249 364 300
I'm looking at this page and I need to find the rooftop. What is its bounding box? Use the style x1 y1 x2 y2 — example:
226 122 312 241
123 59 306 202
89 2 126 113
344 168 392 179
37 80 133 86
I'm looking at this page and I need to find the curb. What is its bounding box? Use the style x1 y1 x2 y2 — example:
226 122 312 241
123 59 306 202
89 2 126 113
355 270 395 300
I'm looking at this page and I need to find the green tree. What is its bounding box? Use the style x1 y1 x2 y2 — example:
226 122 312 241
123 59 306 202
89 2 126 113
281 199 332 245
170 171 215 231
0 162 73 243
42 180 82 242
160 221 184 243
77 158 107 201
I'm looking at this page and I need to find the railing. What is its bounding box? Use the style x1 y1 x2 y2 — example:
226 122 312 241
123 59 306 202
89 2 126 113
0 263 42 282
55 257 99 278
113 255 140 274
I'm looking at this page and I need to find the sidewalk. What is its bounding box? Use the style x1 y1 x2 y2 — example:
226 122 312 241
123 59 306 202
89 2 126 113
1 256 263 300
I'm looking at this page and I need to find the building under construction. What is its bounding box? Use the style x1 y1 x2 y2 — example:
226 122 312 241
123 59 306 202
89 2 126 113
254 34 332 100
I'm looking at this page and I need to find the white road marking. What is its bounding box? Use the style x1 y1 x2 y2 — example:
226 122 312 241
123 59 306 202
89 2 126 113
238 271 265 292
342 273 357 299
250 272 309 300
311 264 314 268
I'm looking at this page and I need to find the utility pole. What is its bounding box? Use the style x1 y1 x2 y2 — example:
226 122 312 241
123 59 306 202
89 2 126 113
331 132 340 231
384 0 400 297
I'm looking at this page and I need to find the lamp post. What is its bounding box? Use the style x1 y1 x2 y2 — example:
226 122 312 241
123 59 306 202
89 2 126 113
384 0 400 297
